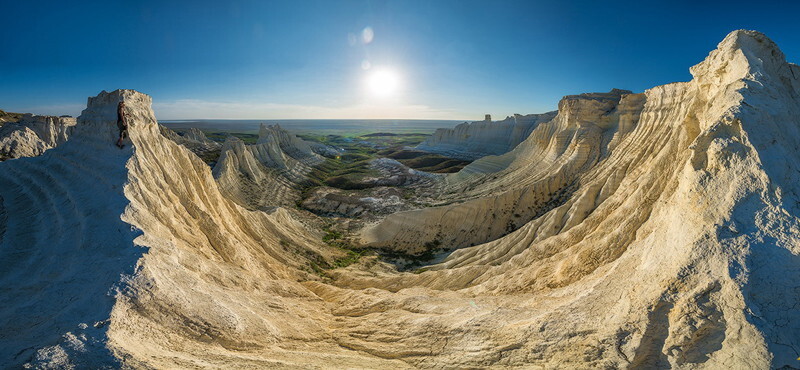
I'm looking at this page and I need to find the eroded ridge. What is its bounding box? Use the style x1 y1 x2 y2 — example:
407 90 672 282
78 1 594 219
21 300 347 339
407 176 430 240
1 30 800 369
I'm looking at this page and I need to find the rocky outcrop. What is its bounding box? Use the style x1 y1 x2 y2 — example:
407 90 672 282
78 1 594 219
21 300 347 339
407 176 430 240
0 109 24 124
366 157 441 187
301 187 409 218
308 140 341 157
159 125 222 165
258 123 339 157
2 30 800 369
158 125 222 167
351 30 800 367
256 123 324 167
416 111 556 160
364 88 644 253
159 126 221 153
0 90 341 368
212 123 324 209
0 114 76 160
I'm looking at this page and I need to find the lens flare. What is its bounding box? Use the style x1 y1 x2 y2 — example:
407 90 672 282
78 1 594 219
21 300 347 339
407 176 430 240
362 27 374 44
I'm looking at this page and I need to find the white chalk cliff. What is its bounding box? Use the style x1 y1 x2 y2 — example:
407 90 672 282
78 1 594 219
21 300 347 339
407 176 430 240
1 30 799 369
416 111 557 160
0 114 76 160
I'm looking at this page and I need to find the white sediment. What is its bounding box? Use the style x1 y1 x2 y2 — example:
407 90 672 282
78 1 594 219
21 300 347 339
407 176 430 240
1 30 799 368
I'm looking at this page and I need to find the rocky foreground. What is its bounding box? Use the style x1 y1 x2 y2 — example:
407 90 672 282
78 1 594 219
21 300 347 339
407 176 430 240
1 30 800 368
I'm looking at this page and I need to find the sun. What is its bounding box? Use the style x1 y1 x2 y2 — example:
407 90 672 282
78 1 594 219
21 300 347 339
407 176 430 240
366 69 400 97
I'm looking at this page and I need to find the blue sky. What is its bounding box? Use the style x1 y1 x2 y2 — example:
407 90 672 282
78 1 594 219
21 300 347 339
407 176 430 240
3 0 800 120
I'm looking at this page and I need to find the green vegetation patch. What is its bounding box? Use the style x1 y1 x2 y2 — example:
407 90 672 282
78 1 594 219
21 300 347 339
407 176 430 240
378 149 471 173
0 110 24 123
321 227 369 269
376 238 451 272
196 149 222 166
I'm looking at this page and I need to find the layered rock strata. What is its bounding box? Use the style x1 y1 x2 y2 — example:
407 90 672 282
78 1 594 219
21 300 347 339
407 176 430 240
416 111 557 160
1 30 799 369
0 114 76 160
212 123 324 209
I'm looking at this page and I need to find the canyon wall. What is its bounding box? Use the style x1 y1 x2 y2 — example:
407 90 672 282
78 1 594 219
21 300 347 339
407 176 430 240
1 30 799 369
416 111 556 160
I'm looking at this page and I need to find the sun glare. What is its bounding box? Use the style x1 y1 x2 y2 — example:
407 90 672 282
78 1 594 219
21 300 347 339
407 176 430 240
366 69 400 97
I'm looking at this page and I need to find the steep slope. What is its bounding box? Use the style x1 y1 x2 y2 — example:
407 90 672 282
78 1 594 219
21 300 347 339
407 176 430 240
2 30 800 369
362 88 643 254
343 30 800 368
212 123 324 209
416 111 556 160
257 123 325 162
0 90 391 368
0 114 76 160
159 125 221 156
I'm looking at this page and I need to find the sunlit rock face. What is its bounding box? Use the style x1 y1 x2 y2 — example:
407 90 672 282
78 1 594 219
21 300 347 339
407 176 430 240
0 114 76 160
362 88 645 255
159 125 221 154
212 123 326 209
416 111 557 160
1 30 800 369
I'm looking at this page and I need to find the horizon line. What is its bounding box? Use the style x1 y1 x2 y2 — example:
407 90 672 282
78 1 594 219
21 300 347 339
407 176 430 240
157 117 475 122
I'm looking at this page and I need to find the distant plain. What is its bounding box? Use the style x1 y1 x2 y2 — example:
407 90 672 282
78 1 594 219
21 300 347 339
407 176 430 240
160 119 465 136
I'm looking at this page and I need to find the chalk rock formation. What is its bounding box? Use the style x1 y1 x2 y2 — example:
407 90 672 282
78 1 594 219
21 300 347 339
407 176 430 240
0 114 76 160
351 30 800 368
308 140 341 157
2 30 800 369
212 123 324 209
301 186 409 218
258 123 327 161
363 88 643 253
0 90 351 368
159 125 221 154
416 111 557 160
366 157 441 187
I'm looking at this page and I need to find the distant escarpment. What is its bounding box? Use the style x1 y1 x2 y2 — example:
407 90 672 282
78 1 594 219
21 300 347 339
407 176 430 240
416 111 556 160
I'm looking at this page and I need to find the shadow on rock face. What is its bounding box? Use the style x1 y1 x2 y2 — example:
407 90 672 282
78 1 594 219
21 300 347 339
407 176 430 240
0 90 148 368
